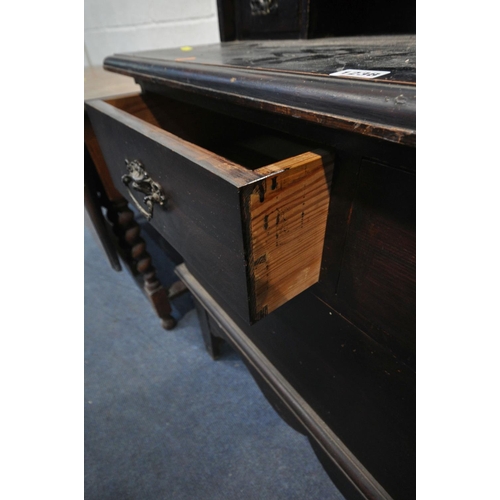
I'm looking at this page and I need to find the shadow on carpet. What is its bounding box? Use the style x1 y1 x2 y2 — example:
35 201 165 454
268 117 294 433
84 223 345 500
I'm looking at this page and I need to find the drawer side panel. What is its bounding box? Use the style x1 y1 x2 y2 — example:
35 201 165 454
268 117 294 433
243 152 334 321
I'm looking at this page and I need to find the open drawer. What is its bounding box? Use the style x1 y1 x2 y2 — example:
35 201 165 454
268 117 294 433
85 93 334 323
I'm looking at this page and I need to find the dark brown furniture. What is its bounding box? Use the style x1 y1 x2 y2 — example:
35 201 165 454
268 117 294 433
85 36 415 500
216 0 415 41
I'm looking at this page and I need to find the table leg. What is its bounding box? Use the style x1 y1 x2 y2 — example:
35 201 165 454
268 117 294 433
107 198 176 330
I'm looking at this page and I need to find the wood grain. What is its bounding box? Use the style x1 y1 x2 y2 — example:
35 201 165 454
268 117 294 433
244 151 334 321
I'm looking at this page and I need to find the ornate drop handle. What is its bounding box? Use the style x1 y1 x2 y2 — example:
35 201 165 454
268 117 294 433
121 159 166 221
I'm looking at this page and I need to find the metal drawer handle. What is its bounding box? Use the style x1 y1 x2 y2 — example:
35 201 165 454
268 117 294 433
121 159 166 221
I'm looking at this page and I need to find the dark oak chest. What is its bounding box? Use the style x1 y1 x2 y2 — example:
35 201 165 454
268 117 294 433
85 36 416 500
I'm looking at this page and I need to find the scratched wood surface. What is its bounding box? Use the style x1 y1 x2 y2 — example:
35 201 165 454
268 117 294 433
244 151 334 320
107 36 416 83
103 37 416 146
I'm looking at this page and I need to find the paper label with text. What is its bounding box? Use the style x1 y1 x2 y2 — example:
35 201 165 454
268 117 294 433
329 69 391 79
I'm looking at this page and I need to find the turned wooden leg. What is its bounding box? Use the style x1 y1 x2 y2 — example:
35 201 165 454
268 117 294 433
107 199 176 330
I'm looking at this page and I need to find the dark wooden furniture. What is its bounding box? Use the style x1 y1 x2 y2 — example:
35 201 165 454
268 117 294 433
85 36 415 500
216 0 415 41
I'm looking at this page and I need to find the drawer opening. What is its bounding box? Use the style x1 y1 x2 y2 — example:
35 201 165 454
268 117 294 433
89 92 335 323
104 93 318 170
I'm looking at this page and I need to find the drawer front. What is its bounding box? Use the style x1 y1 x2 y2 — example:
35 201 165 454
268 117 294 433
86 102 252 321
85 96 334 323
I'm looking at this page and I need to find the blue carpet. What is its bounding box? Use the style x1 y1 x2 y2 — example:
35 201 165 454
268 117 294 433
84 221 345 500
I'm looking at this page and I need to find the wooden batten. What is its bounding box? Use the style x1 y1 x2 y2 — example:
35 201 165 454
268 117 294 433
243 151 334 322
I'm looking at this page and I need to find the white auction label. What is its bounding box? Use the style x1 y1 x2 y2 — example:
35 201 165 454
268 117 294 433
329 69 391 79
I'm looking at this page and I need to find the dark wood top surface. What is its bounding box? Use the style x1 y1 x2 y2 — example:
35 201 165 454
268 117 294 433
104 36 416 146
111 36 415 84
